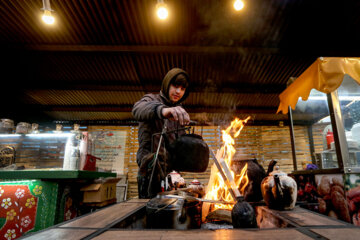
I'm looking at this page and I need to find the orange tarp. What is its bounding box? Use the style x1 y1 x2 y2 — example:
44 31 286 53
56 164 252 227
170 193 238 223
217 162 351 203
277 57 360 114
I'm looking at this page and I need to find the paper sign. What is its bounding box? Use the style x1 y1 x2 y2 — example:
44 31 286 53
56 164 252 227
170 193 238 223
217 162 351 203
89 130 127 174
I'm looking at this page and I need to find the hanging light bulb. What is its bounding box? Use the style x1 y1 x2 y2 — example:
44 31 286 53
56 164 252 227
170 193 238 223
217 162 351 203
156 0 168 20
41 0 55 25
42 10 55 24
234 0 244 11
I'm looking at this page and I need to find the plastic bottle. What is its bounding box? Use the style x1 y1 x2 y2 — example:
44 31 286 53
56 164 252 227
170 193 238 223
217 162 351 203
326 130 334 149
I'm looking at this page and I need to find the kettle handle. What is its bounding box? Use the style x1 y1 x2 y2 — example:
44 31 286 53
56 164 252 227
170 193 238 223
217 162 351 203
266 160 277 176
274 175 284 199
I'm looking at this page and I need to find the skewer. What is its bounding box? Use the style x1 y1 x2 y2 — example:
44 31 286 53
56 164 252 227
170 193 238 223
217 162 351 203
165 194 236 205
209 150 238 201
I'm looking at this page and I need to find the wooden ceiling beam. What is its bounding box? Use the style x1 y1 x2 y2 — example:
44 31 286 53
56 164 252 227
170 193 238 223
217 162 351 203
14 44 360 56
21 44 280 54
27 104 277 114
24 83 285 94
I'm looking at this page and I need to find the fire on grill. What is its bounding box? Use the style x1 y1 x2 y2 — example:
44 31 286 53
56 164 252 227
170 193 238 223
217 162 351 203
146 116 269 229
201 116 265 228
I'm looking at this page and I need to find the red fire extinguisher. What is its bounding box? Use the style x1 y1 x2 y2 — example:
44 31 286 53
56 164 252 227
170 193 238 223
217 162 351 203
326 130 334 149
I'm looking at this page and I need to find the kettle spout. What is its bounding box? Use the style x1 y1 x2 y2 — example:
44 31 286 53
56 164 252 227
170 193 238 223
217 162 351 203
266 160 277 176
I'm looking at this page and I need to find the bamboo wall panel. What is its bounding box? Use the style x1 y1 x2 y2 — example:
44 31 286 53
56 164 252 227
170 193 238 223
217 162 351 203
127 126 139 198
312 123 327 153
293 126 311 170
234 126 264 165
261 126 293 172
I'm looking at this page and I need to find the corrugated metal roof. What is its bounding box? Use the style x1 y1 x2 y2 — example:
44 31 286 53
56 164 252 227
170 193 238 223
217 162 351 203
24 90 145 106
45 111 133 121
1 0 359 124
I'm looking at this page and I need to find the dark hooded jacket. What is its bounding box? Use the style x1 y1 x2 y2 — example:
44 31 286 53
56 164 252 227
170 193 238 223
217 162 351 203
132 68 190 168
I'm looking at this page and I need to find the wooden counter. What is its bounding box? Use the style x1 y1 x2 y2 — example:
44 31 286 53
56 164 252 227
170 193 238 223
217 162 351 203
22 199 360 240
0 170 116 179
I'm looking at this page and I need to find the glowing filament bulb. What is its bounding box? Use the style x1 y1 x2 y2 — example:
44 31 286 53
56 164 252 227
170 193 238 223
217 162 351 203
156 3 168 20
42 10 55 24
234 0 244 11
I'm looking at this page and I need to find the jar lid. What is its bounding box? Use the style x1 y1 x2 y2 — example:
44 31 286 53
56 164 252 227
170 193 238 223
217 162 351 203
1 119 14 123
17 122 31 127
190 179 201 185
170 171 179 175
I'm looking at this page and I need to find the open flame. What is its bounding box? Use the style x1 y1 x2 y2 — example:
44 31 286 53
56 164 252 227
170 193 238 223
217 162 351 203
204 116 251 211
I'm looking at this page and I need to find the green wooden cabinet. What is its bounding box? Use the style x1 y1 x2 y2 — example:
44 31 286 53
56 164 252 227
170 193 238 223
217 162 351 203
0 170 116 238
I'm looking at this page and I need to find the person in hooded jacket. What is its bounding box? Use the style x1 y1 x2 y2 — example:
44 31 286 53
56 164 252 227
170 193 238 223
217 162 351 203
132 68 191 198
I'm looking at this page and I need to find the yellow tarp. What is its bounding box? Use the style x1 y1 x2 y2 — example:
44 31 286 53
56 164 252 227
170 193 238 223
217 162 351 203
277 57 360 114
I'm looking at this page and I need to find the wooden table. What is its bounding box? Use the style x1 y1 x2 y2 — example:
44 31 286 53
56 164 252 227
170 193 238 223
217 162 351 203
22 199 360 240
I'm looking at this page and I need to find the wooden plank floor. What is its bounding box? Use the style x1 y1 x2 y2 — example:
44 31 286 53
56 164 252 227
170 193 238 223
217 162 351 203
60 202 146 228
268 207 346 227
284 212 346 226
23 229 96 240
22 200 360 240
22 200 149 240
92 229 313 240
310 228 360 240
126 198 151 203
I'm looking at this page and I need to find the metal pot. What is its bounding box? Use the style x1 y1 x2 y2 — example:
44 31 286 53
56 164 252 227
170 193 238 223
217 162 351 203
146 195 202 229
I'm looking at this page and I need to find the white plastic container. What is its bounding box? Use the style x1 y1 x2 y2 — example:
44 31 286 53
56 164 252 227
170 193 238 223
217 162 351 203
352 123 360 145
31 123 39 134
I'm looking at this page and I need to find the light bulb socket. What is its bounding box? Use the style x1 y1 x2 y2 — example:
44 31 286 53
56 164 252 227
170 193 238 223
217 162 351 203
41 8 54 12
41 0 54 12
156 2 166 8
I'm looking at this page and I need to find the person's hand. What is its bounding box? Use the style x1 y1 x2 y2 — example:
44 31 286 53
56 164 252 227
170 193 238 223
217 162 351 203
162 106 190 125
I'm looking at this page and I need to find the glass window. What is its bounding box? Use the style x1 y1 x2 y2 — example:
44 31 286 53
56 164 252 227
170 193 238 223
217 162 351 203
0 133 74 169
292 89 338 169
337 75 360 168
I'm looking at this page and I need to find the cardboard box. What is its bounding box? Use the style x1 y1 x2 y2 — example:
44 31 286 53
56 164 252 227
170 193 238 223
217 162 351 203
80 178 121 203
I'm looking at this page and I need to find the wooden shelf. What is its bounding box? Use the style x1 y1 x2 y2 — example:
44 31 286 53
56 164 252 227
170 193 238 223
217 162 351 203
291 168 343 175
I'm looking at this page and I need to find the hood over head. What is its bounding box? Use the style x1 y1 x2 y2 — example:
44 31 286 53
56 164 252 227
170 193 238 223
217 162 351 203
160 68 190 104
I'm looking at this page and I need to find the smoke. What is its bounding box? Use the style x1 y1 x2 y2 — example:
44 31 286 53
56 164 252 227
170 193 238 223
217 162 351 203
193 112 209 124
192 0 277 47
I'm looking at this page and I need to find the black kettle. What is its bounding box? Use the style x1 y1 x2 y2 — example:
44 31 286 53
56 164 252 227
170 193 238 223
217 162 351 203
163 133 209 172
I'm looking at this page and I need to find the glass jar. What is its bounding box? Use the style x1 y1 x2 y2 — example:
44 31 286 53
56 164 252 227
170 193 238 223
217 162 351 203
16 122 31 134
0 119 14 133
31 123 39 134
54 124 63 133
73 124 80 131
